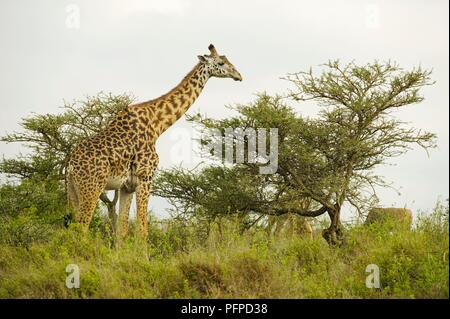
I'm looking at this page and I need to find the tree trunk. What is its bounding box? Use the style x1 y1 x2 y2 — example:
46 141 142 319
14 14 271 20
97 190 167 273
322 203 344 246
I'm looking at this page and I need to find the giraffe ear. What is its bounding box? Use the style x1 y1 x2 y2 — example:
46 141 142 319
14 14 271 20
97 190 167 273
197 55 207 63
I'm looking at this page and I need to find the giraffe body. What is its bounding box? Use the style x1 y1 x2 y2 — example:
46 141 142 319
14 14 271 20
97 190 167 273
66 44 242 239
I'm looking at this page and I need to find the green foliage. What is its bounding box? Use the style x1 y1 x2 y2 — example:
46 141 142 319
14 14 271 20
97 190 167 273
0 178 114 247
0 202 447 298
154 166 274 223
0 92 134 231
0 214 55 248
155 61 436 245
148 217 206 256
0 179 65 218
282 60 435 213
0 179 66 247
1 92 133 181
0 62 443 297
153 95 320 223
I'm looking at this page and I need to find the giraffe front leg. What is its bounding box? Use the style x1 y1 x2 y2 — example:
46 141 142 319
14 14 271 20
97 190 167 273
136 179 151 240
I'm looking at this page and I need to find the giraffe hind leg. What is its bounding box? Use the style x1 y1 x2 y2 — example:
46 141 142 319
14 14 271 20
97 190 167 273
75 186 105 232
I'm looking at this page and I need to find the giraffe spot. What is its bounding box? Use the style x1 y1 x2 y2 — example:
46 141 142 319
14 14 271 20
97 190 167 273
164 104 172 115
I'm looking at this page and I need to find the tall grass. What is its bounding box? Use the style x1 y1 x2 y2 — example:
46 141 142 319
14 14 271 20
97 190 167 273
0 203 448 298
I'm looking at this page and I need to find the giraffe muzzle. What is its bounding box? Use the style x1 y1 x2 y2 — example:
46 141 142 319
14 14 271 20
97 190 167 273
233 72 243 81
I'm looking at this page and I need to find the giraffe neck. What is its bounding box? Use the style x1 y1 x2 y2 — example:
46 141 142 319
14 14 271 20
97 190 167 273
151 63 210 136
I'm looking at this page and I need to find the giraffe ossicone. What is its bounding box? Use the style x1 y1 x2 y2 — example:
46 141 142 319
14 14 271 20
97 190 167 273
66 44 242 239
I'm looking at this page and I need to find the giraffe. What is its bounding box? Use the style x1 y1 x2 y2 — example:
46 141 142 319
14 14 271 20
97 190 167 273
66 44 242 239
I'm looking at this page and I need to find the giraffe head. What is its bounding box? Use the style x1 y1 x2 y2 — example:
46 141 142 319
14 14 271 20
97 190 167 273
198 44 242 81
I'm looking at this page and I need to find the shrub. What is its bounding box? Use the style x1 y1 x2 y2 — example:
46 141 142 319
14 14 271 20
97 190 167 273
0 200 447 298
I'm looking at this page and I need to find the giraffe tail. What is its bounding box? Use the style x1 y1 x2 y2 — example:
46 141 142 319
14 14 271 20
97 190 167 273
64 164 78 227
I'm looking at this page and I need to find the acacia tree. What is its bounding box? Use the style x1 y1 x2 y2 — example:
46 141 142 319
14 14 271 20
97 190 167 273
153 95 316 227
282 60 435 244
0 92 133 230
153 164 314 235
154 61 436 245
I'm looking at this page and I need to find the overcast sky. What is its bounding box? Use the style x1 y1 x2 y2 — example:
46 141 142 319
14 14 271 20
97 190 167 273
0 0 448 220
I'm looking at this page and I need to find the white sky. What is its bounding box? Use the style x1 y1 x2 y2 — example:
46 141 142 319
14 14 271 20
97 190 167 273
0 0 448 220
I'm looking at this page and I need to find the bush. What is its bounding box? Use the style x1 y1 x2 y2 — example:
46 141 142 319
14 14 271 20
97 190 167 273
0 201 447 298
0 179 66 221
0 179 67 247
0 214 55 247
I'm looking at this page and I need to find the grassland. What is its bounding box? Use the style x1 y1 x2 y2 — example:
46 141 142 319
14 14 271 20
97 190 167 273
0 203 448 299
